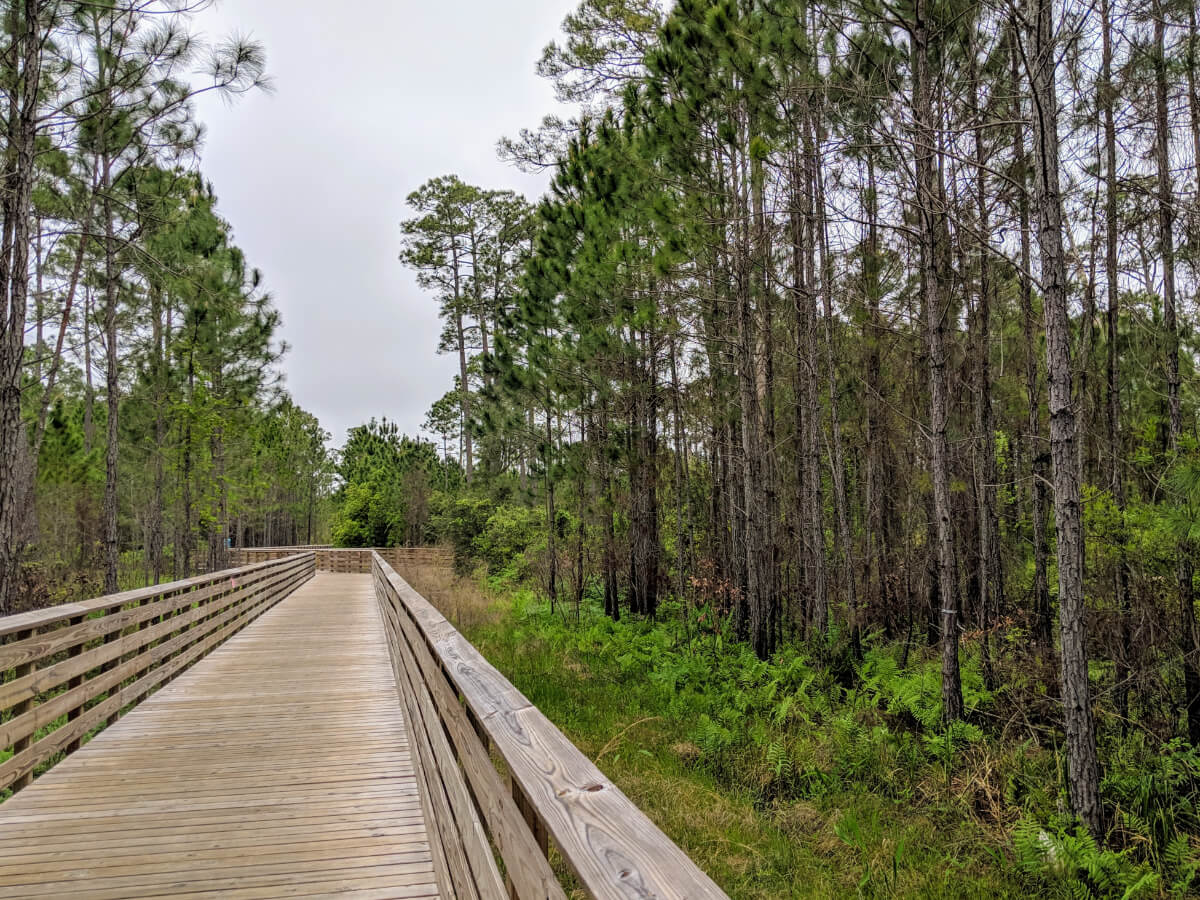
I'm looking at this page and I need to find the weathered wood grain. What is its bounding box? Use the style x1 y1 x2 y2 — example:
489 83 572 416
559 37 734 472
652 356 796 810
0 554 314 794
381 586 506 900
0 554 312 639
371 554 727 900
0 572 441 899
376 565 567 900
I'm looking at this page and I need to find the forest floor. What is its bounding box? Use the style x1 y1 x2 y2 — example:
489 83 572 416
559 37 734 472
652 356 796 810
399 562 1063 899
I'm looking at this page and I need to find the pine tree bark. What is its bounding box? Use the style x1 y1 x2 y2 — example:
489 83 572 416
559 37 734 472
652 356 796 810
814 111 858 648
148 288 166 584
33 166 97 459
971 60 1001 686
1151 0 1200 743
101 154 120 595
1012 34 1053 648
1101 0 1133 726
451 235 473 483
912 0 963 721
0 0 43 616
1028 0 1103 834
790 140 827 639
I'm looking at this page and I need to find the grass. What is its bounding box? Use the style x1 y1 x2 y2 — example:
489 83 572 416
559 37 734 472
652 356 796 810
412 577 1049 899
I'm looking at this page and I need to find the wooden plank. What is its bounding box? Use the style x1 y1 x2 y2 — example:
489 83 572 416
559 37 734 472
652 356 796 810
378 588 466 900
377 569 566 900
0 560 309 733
383 592 505 900
0 564 307 720
0 572 440 898
8 628 33 792
373 556 726 900
0 554 312 672
0 565 308 791
0 553 313 639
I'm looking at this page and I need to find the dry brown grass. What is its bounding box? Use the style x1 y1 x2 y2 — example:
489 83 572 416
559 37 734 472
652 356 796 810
394 561 505 632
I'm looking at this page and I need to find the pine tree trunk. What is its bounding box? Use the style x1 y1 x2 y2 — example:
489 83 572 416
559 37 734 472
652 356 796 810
34 168 96 459
815 123 858 649
913 0 963 721
0 0 42 617
669 331 689 614
862 155 895 631
1029 0 1103 834
1101 0 1133 727
971 43 1001 687
790 143 827 639
101 154 120 595
544 405 557 611
1150 0 1200 743
84 288 95 454
1012 35 1053 648
451 238 473 483
149 288 166 584
1188 2 1200 195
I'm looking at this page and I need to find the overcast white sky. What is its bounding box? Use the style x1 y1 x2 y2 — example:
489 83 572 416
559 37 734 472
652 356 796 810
191 1 576 447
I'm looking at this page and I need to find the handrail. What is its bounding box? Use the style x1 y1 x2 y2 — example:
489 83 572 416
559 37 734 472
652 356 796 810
0 552 315 795
233 546 453 573
371 552 727 900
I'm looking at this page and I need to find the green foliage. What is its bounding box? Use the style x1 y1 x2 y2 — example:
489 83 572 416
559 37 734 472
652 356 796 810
474 504 543 575
466 587 1045 897
332 418 457 547
433 495 544 576
460 579 1200 897
857 647 990 755
1014 820 1164 899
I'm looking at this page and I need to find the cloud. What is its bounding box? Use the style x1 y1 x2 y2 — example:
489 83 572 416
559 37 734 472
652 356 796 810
191 0 573 446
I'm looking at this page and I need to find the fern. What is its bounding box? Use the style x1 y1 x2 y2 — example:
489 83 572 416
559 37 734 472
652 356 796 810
765 739 793 781
1015 818 1163 899
694 714 733 755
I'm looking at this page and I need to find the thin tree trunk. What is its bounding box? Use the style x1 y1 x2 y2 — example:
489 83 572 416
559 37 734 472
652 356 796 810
84 287 95 453
1101 0 1133 728
815 139 858 649
149 287 166 584
913 0 963 721
1028 0 1103 834
790 138 827 639
0 0 44 616
1012 34 1053 648
451 237 473 483
34 172 97 458
101 153 120 595
972 74 1000 688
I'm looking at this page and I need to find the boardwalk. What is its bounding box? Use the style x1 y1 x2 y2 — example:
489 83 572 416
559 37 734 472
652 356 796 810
0 573 440 899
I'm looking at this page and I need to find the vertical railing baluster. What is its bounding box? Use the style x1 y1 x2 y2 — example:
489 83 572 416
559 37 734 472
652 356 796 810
10 628 34 791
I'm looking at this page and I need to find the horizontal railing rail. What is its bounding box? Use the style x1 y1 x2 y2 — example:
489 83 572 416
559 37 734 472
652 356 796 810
232 546 453 573
372 552 727 900
0 552 315 795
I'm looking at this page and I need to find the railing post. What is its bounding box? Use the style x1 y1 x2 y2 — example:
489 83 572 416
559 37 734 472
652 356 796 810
508 777 549 899
65 615 85 753
9 628 33 792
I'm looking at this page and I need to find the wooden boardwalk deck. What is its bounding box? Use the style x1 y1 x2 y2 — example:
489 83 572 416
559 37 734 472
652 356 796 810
0 573 440 900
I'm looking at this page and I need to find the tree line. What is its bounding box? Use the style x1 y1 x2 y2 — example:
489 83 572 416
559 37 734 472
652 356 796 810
0 2 334 613
403 0 1200 839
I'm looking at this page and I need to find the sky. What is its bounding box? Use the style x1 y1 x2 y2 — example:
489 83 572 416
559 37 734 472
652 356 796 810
190 0 577 447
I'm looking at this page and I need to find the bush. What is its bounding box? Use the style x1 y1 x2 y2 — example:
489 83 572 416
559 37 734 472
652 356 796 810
434 494 543 575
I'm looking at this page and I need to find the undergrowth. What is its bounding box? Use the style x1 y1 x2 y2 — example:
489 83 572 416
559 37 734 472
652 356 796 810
460 583 1200 899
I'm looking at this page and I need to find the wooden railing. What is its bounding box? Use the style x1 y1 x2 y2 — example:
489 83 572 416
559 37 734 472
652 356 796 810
232 546 453 573
0 552 315 795
372 552 727 900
